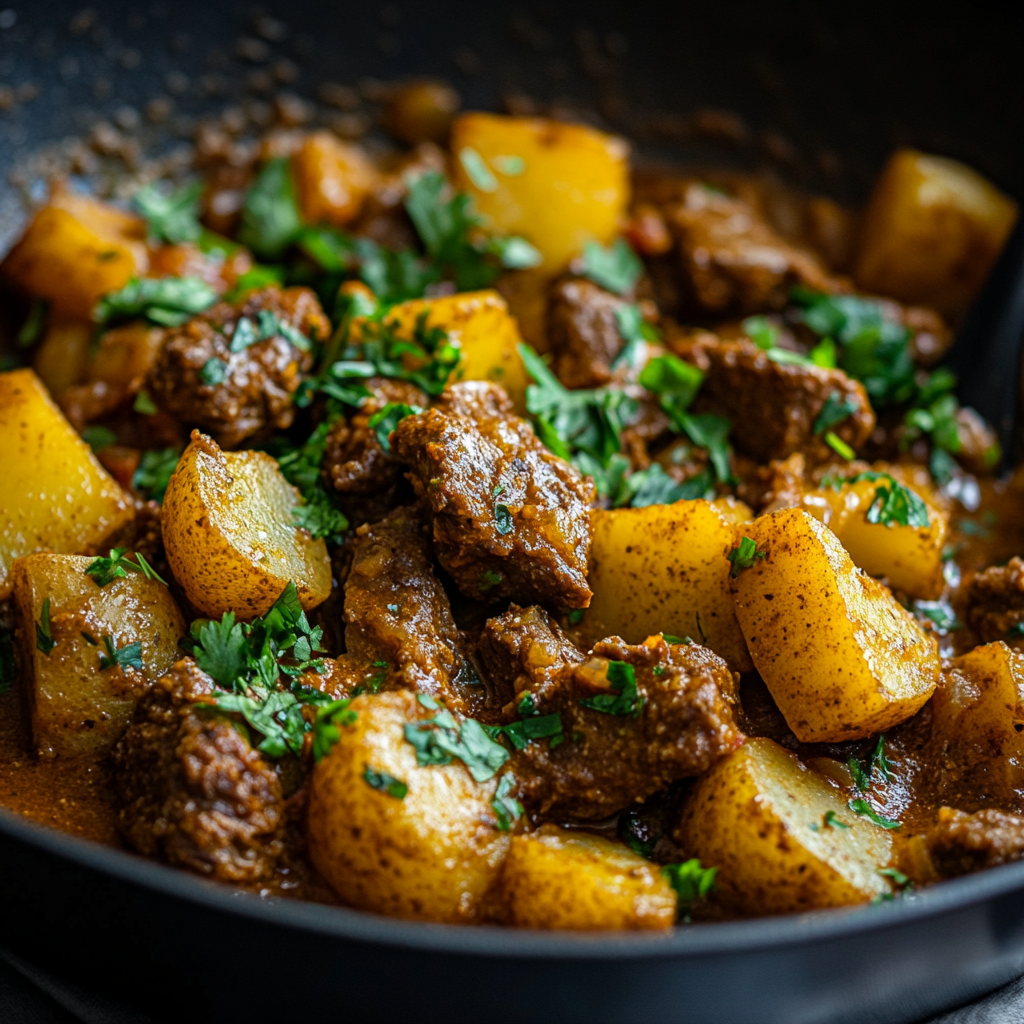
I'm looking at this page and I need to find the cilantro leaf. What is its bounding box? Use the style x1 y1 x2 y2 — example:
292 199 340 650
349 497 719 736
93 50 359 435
35 597 56 655
132 447 180 503
199 357 228 386
742 315 780 350
133 180 203 244
82 425 116 453
191 612 248 690
579 660 645 718
848 798 901 830
98 635 143 672
727 536 766 577
312 698 358 762
85 547 166 588
403 707 510 782
581 238 643 296
824 810 850 829
369 402 423 452
291 492 349 544
814 390 860 435
638 354 705 429
825 431 856 460
662 859 717 920
491 773 523 831
239 157 303 259
17 297 48 348
364 765 408 799
612 303 659 370
619 809 657 858
95 277 218 328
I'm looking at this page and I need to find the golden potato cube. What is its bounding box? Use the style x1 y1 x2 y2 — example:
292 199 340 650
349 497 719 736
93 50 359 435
677 738 893 916
11 553 187 758
291 131 377 228
925 642 1024 811
451 113 631 274
32 318 94 399
730 509 939 742
854 148 1018 319
161 432 332 620
307 690 510 923
497 824 676 930
799 473 948 599
582 500 753 673
0 369 134 601
358 289 530 410
86 322 165 391
2 190 148 319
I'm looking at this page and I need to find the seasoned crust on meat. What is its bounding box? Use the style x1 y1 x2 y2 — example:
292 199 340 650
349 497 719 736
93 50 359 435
111 659 285 883
962 557 1024 649
921 807 1024 879
547 277 627 389
148 286 329 447
392 381 595 609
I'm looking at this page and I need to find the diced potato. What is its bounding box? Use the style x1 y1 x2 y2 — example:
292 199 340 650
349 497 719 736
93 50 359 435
291 131 377 227
386 80 461 145
355 289 530 410
32 318 94 399
925 642 1024 811
451 113 631 274
11 553 187 758
86 322 166 391
730 509 940 742
582 500 753 673
1 189 148 319
677 738 893 915
0 370 134 601
307 690 510 922
798 473 948 599
854 148 1018 319
161 431 332 620
496 824 676 930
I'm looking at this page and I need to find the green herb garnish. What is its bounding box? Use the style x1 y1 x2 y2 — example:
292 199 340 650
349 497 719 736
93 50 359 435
17 297 48 347
663 859 717 921
814 390 860 435
95 276 218 328
85 547 167 587
363 765 408 800
82 425 116 453
98 635 143 672
239 156 303 259
491 774 523 831
403 706 510 782
580 238 643 296
727 536 766 578
132 447 180 503
35 597 56 655
848 798 901 830
311 698 358 762
578 660 645 718
133 180 203 244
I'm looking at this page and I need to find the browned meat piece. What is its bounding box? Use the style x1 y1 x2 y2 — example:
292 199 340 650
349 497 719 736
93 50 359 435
112 659 285 883
392 381 595 609
665 183 837 318
922 807 1024 879
323 377 427 525
344 506 484 715
478 613 741 821
547 277 627 389
673 334 875 466
148 286 329 447
963 558 1024 648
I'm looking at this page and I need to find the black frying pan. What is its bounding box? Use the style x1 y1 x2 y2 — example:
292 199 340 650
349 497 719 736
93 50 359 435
2 2 1023 1021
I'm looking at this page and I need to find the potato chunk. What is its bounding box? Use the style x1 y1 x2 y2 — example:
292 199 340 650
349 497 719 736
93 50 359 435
854 148 1017 319
923 642 1024 812
291 131 376 227
11 554 187 758
496 824 676 931
32 318 93 399
161 431 331 619
307 690 510 923
582 500 753 673
798 472 948 599
677 738 893 915
451 113 630 274
0 369 134 600
730 509 939 742
1 189 147 318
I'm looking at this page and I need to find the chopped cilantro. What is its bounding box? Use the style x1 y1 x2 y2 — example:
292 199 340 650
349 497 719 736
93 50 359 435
17 297 48 347
814 390 860 435
133 390 158 415
98 635 143 672
95 276 218 328
291 495 349 543
85 547 167 587
494 495 513 535
824 810 850 829
239 156 303 259
458 147 498 192
491 773 523 831
132 447 180 503
857 473 930 528
479 569 503 591
878 867 912 890
199 357 228 386
663 859 717 920
0 628 16 693
1007 622 1024 640
82 425 116 453
638 354 706 430
612 303 659 370
619 809 657 858
403 706 509 782
35 597 56 655
493 154 525 175
727 536 766 577
742 315 779 350
848 798 901 830
825 431 856 461
224 264 285 303
871 735 893 782
914 600 961 633
581 238 643 297
567 609 586 625
661 634 692 645
579 660 645 718
364 765 408 800
133 180 203 244
369 401 422 452
272 421 349 543
190 611 249 689
311 698 358 762
488 711 564 751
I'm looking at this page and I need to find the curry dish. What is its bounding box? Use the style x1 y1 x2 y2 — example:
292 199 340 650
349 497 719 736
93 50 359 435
1 87 1023 930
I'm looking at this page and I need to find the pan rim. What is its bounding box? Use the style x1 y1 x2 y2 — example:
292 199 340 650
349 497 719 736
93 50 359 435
1 802 1019 960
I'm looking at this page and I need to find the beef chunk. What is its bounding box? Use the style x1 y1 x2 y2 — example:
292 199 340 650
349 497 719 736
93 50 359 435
923 807 1024 879
547 277 628 389
674 334 875 465
963 558 1024 648
323 377 427 525
666 183 836 318
148 286 329 447
392 381 595 609
344 506 483 715
112 659 284 883
479 611 741 821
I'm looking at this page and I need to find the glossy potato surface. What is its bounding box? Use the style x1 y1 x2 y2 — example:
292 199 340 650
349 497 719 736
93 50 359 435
307 690 510 923
11 554 186 758
583 500 753 672
161 431 331 619
32 319 93 399
677 738 893 916
0 369 134 601
292 130 377 227
1 190 147 318
854 148 1017 318
730 509 940 742
451 113 630 274
497 824 676 930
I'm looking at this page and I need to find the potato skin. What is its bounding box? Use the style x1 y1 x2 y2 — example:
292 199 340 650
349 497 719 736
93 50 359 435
497 824 676 931
11 554 187 758
677 738 892 916
854 148 1017 319
307 690 510 923
582 500 753 673
291 131 377 227
730 508 939 742
161 431 331 619
451 113 630 275
0 369 134 600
